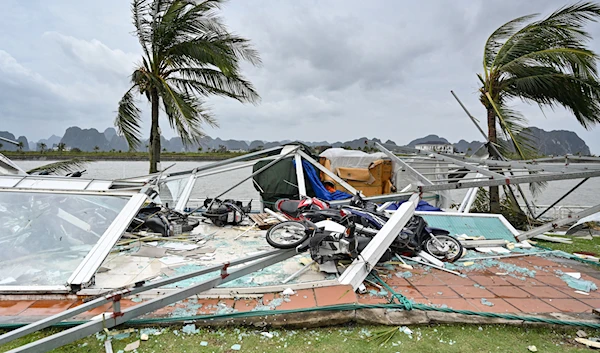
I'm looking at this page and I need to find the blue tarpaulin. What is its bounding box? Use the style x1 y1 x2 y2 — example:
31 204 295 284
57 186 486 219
387 200 443 212
295 160 352 201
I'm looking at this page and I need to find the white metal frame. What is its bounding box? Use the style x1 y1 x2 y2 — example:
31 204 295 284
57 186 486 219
67 190 152 288
339 193 419 290
0 177 155 293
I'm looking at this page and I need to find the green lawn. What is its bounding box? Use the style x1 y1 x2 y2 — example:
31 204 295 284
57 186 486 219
535 235 600 257
1 324 597 353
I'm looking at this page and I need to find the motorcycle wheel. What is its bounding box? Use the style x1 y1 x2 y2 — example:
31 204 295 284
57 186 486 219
425 235 464 262
266 221 309 249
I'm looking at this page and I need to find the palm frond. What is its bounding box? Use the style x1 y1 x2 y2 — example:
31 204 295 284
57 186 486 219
27 158 89 175
493 2 600 70
115 86 143 150
484 93 533 159
119 0 260 159
505 70 600 129
484 13 538 74
158 78 217 146
156 0 229 54
132 0 153 61
168 67 259 102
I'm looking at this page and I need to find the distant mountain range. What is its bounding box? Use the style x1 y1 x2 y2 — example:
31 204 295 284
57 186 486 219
0 125 592 156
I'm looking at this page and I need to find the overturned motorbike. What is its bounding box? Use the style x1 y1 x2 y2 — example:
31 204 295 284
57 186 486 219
268 215 393 264
128 205 199 236
267 194 463 262
202 198 252 227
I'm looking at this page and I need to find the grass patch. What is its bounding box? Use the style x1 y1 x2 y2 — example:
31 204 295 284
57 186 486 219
535 236 600 257
1 324 596 353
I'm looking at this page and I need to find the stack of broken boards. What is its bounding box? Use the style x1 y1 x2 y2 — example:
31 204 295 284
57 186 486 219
319 157 394 196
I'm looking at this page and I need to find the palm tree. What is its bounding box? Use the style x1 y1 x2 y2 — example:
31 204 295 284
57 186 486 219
115 0 261 173
93 145 100 152
480 2 600 213
57 142 66 153
38 142 47 153
17 142 24 152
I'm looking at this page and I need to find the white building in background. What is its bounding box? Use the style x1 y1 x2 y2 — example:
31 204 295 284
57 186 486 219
415 141 455 154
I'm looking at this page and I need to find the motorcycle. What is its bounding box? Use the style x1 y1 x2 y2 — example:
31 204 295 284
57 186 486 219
268 194 463 262
267 215 392 264
202 198 252 227
129 205 200 236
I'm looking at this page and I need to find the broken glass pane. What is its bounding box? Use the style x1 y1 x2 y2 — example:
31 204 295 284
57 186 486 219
0 191 129 287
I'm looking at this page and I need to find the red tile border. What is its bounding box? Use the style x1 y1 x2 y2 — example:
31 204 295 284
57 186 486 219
21 300 77 316
427 298 478 311
314 285 357 306
0 301 35 316
233 298 260 312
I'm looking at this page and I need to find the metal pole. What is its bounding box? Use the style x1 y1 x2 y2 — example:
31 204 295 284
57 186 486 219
419 169 600 192
450 90 535 216
374 143 433 186
516 202 600 242
0 249 288 346
167 146 284 178
7 250 296 353
282 260 316 284
296 150 359 195
188 146 300 214
450 90 487 140
0 136 19 146
339 194 419 289
294 154 307 197
533 178 590 220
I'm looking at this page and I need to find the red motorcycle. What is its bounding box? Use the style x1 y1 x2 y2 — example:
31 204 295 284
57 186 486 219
274 197 345 222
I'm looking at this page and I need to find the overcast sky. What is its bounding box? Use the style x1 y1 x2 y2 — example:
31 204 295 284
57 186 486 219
1 0 600 152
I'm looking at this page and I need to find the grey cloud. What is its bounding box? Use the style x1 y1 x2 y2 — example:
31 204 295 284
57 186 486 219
1 0 599 153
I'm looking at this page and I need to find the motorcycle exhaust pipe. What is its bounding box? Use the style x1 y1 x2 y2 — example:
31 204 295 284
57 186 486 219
355 224 379 236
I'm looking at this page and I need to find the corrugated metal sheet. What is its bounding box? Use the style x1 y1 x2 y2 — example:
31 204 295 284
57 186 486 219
420 214 516 241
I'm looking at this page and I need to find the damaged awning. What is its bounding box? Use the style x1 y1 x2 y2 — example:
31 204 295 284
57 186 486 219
0 175 155 293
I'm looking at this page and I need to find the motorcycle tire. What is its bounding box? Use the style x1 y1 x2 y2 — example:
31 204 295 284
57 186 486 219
425 235 464 262
266 221 309 249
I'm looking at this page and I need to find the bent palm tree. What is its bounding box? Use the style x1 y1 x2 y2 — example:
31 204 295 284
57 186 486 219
480 2 600 213
116 0 260 173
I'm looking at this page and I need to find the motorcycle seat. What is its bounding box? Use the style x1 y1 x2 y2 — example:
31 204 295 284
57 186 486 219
278 200 302 217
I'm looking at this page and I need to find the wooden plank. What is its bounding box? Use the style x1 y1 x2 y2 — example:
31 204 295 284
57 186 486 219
249 213 280 230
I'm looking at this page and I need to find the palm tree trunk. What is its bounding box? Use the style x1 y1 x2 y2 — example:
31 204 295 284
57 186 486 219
149 88 161 173
487 107 501 213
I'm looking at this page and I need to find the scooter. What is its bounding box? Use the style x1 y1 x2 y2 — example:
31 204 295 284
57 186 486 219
267 215 392 264
268 194 463 262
